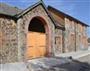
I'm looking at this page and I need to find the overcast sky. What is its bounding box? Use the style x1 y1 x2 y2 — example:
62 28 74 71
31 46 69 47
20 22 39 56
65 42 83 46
1 0 90 37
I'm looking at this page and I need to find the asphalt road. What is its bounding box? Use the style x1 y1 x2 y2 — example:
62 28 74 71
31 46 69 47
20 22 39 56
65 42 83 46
52 61 90 71
48 57 90 71
45 55 90 71
56 55 90 71
28 56 90 71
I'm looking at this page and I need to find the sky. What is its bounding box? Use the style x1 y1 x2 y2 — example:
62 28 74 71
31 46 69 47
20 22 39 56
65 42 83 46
1 0 90 37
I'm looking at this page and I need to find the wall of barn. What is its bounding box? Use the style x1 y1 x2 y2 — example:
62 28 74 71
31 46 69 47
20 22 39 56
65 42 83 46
17 5 55 61
48 10 65 55
54 28 63 55
0 6 88 64
76 22 88 51
0 16 18 63
64 18 88 53
64 18 76 52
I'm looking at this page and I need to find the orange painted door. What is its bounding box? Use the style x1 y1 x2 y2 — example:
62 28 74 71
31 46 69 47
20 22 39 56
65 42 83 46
26 32 46 59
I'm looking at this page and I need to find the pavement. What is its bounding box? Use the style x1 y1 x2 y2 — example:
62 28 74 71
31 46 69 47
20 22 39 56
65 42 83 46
78 54 90 64
56 50 90 59
0 62 29 71
0 57 71 71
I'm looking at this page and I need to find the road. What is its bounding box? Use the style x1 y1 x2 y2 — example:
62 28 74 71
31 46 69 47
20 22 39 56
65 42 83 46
0 55 90 71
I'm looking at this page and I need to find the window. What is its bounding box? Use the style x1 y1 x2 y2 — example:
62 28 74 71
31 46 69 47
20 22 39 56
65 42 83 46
55 36 62 53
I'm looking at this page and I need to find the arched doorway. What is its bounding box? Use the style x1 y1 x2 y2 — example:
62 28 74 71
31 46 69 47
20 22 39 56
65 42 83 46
26 17 49 59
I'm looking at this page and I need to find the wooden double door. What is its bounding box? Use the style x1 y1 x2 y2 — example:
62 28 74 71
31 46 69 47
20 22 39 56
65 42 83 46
26 32 46 59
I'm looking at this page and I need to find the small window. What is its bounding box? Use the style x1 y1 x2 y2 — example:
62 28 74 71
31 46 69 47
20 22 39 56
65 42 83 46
55 37 61 45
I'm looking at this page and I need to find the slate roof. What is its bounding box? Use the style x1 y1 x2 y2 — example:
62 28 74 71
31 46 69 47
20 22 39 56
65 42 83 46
0 3 22 16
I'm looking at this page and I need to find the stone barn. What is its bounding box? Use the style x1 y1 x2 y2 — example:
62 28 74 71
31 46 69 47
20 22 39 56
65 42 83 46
0 1 89 63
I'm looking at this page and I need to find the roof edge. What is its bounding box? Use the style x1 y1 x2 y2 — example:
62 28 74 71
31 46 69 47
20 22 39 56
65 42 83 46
15 1 43 18
15 0 57 28
48 6 89 27
0 14 17 20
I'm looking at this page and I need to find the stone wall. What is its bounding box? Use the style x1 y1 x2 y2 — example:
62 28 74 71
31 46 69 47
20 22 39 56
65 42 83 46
64 18 75 52
0 16 18 63
64 18 88 53
54 28 63 55
48 9 65 54
17 4 55 61
76 22 88 51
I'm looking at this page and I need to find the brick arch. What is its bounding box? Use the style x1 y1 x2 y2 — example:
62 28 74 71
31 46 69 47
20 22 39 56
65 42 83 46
26 16 51 59
18 11 55 61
